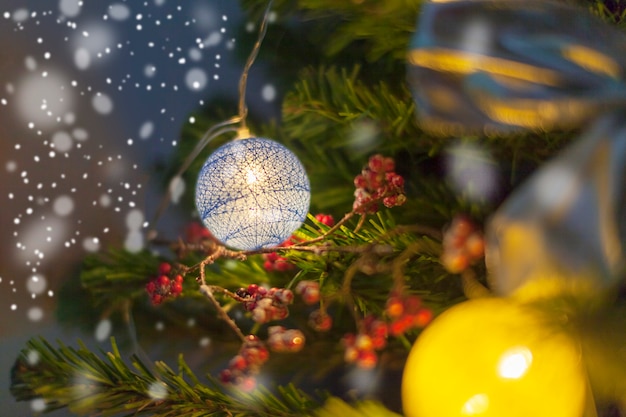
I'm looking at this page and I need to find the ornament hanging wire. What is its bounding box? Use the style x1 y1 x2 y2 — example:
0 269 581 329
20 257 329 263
147 0 275 239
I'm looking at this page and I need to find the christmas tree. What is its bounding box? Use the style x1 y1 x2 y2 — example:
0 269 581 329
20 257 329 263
9 0 626 416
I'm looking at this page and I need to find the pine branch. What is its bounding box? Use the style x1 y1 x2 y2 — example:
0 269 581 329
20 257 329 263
11 337 323 417
279 66 430 213
315 397 403 417
241 0 421 62
282 66 421 150
80 249 163 309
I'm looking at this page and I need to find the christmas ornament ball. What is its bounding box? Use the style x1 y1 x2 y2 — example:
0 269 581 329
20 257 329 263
402 297 587 417
195 137 310 251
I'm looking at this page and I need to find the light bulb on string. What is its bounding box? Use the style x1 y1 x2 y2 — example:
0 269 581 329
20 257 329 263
149 0 311 250
195 137 310 250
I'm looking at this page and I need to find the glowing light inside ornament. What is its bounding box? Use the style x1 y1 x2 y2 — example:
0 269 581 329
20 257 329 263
497 346 532 379
195 137 310 250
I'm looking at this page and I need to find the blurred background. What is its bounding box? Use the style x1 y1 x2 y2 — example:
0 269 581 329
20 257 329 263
0 1 284 414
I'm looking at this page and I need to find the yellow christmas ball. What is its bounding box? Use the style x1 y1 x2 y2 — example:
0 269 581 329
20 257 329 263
402 297 587 417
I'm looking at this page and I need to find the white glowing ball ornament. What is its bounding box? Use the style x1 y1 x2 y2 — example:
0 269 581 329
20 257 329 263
195 137 310 251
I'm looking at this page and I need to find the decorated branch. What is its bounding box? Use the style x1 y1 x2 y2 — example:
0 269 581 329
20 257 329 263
9 0 626 416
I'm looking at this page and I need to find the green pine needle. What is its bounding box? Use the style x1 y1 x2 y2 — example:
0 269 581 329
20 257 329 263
11 337 325 417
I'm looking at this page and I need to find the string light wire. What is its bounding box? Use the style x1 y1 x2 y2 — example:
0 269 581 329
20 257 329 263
148 0 275 237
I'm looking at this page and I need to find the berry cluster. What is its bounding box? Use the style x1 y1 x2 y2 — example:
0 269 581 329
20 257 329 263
340 294 433 369
308 309 333 332
314 213 335 228
262 213 335 272
219 335 269 391
353 154 406 214
262 238 296 272
295 280 320 305
440 214 485 274
236 284 294 324
343 315 388 369
386 293 433 336
295 281 334 332
267 326 306 353
145 262 184 305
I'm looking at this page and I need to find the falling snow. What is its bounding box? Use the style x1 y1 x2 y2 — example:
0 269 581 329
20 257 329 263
30 398 47 413
26 274 47 295
94 318 113 342
148 382 169 400
261 83 276 102
0 0 242 362
108 4 131 21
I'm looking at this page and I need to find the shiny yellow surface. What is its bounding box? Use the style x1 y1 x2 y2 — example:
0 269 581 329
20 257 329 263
407 48 562 85
561 45 621 79
402 298 587 417
477 95 591 130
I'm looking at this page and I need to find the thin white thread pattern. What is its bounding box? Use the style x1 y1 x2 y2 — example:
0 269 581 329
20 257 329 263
195 137 310 250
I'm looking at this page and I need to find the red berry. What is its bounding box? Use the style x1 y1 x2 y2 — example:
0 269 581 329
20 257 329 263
219 368 233 383
151 294 163 305
354 187 371 201
274 259 294 272
413 308 433 327
368 154 385 173
302 287 320 305
371 335 387 350
271 305 290 321
309 310 333 332
262 260 274 271
273 288 294 305
403 295 422 315
268 327 305 352
243 344 269 365
386 172 404 188
370 320 388 339
265 252 280 262
239 376 257 392
315 213 335 227
357 350 378 369
171 282 183 295
295 280 315 293
383 195 397 208
388 319 405 337
386 297 404 318
157 275 170 287
365 169 383 189
286 331 306 352
229 355 248 371
158 262 172 275
355 334 373 351
465 232 485 260
247 284 259 295
354 174 368 188
441 250 469 274
344 345 359 363
146 281 156 294
174 274 183 284
382 157 395 173
252 306 268 323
